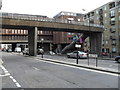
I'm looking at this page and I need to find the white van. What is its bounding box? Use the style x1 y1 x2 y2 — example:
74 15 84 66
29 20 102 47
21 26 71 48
15 47 21 53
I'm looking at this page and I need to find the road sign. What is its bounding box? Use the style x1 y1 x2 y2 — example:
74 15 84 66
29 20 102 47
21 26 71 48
75 44 81 48
89 54 98 58
73 35 78 41
79 36 83 44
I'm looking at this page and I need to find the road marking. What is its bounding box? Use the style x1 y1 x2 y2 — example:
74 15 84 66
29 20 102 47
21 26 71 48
12 78 17 83
0 65 21 88
34 58 119 77
15 82 21 88
33 67 39 70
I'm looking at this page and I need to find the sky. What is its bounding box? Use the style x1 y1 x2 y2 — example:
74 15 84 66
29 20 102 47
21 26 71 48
1 0 113 18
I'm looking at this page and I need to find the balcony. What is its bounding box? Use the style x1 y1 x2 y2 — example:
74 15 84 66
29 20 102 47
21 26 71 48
109 13 115 18
112 41 116 46
110 36 116 40
109 2 115 9
110 28 116 33
99 9 103 15
110 21 115 25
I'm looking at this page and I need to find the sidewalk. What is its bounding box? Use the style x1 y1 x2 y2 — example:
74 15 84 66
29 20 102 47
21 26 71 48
36 56 120 74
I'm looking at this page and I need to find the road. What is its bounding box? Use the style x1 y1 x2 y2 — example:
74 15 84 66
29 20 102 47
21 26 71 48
0 52 119 88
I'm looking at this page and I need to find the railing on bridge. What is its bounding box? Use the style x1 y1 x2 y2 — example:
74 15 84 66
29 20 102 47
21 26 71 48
1 12 104 28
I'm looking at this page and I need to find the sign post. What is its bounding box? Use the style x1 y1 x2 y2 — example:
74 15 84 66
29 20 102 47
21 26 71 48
75 44 81 64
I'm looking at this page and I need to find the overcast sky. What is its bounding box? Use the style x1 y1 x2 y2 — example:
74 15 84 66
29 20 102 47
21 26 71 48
1 0 112 18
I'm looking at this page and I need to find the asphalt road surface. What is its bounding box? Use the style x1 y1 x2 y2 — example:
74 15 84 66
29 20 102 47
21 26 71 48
1 52 119 88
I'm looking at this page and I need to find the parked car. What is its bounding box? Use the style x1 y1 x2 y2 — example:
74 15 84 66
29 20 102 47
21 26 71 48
115 56 120 63
102 52 107 56
6 48 12 52
15 47 21 53
67 51 88 59
22 48 44 55
49 51 55 55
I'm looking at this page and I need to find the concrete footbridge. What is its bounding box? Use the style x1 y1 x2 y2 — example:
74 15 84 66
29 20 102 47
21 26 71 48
0 12 104 56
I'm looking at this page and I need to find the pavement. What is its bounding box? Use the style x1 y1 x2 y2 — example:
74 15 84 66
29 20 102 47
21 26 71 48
35 56 120 74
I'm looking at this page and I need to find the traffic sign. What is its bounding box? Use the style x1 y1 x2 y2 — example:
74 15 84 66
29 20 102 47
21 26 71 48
73 35 78 41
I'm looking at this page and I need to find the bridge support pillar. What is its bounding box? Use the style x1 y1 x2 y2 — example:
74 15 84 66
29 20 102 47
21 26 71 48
28 27 38 56
12 43 17 52
90 32 102 57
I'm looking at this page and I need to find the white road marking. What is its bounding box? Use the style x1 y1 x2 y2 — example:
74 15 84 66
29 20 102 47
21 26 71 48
34 58 119 77
33 67 39 70
9 76 14 79
12 79 17 83
15 82 21 88
0 65 21 88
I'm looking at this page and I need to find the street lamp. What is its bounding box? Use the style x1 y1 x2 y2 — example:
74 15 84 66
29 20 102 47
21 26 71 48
82 9 91 53
82 9 91 65
0 0 2 10
41 38 44 58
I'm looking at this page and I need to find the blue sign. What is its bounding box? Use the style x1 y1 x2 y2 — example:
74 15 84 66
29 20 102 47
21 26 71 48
73 35 78 41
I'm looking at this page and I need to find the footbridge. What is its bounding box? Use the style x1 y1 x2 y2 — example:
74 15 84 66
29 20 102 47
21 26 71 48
0 13 104 56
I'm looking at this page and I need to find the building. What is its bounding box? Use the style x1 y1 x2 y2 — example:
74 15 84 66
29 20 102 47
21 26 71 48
53 11 84 53
0 12 53 52
84 0 120 56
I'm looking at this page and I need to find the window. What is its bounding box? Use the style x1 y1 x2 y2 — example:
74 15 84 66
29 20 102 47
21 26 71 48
110 26 116 32
110 18 115 25
0 29 2 34
12 36 14 40
112 47 116 52
15 30 17 34
106 41 108 44
12 29 14 34
110 10 115 17
104 13 107 17
104 6 107 10
119 8 120 12
112 40 116 45
96 17 99 20
24 30 26 34
96 10 98 14
18 30 21 34
78 19 81 21
5 29 8 34
109 2 115 9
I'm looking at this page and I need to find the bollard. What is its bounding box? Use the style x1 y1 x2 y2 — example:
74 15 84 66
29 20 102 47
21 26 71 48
76 51 79 64
41 53 43 59
88 54 89 66
96 58 98 67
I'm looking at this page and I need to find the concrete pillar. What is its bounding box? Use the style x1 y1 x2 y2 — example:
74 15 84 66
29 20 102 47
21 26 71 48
90 32 102 57
12 43 17 52
28 27 38 56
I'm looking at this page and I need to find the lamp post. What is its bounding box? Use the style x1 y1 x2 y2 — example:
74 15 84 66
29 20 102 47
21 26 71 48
82 9 91 65
0 0 2 10
82 9 91 52
41 38 44 58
